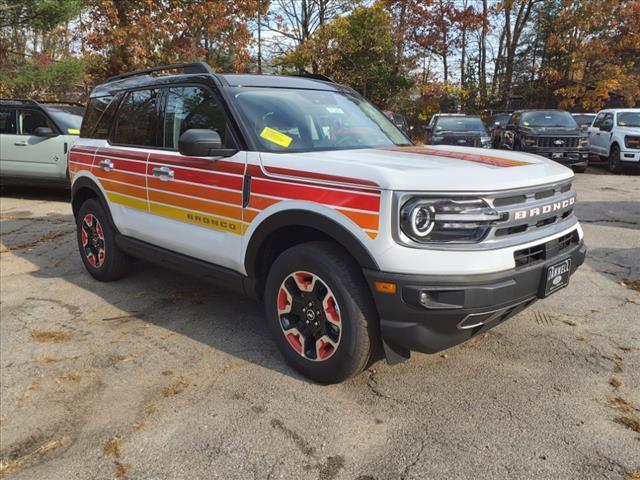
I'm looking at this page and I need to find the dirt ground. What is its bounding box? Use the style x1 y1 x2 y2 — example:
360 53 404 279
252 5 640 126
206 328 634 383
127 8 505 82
1 165 639 480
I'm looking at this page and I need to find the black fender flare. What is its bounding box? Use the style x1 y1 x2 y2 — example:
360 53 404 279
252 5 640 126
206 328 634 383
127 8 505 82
243 209 379 276
70 177 117 229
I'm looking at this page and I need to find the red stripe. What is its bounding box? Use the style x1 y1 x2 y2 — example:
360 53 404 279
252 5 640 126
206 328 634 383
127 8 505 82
150 153 245 176
71 146 97 155
147 163 243 191
262 165 379 188
383 147 531 167
69 154 94 166
252 178 380 212
97 147 149 162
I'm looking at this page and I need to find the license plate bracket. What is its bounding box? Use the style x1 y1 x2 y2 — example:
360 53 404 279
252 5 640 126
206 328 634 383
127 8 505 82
540 258 572 298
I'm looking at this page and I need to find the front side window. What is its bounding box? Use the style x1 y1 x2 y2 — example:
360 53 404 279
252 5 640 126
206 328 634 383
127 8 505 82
163 86 233 149
617 112 640 127
0 108 16 134
113 89 158 146
521 111 577 128
45 105 84 133
19 109 55 135
232 87 410 152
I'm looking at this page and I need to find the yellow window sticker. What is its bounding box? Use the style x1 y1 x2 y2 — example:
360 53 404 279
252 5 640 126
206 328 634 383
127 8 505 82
68 128 80 134
260 127 293 147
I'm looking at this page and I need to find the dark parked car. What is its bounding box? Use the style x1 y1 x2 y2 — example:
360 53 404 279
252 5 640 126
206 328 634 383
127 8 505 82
572 113 596 131
489 112 512 148
501 110 589 173
424 114 491 148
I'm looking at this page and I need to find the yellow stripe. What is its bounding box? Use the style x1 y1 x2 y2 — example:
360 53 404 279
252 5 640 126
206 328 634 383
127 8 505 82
107 192 148 211
149 202 247 235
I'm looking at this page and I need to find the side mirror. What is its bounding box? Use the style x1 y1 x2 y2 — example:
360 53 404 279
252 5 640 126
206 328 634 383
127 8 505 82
178 129 237 157
422 125 431 132
34 127 58 138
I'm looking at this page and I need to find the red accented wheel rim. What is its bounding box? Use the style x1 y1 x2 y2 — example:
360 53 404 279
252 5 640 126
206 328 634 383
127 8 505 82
81 213 106 268
277 271 341 362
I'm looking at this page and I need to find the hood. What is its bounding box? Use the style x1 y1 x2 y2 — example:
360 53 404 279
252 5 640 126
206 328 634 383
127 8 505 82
259 145 574 192
520 126 580 135
616 126 640 136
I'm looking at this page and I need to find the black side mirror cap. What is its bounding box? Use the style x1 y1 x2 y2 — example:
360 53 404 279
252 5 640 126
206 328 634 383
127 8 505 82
34 127 58 137
178 129 237 157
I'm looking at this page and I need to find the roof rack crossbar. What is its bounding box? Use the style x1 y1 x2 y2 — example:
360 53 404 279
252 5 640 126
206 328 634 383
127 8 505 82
0 99 84 107
106 62 214 83
0 98 38 105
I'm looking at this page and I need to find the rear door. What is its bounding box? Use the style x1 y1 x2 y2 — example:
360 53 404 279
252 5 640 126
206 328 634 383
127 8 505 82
0 108 66 180
588 112 607 155
142 84 247 271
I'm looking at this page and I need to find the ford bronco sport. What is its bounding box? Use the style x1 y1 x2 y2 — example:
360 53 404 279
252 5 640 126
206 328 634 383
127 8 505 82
70 63 586 383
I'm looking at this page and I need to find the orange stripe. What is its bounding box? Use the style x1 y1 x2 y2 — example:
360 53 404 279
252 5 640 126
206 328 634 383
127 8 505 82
339 209 379 230
101 179 147 200
95 170 146 187
149 190 243 221
249 195 279 210
148 177 242 206
243 209 260 222
366 231 378 239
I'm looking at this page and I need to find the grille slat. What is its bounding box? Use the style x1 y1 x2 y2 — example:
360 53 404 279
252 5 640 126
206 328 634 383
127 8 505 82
537 136 580 148
513 230 579 268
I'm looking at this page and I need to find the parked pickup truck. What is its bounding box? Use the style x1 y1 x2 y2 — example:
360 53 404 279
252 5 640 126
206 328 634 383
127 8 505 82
588 109 640 173
501 110 589 173
69 62 586 383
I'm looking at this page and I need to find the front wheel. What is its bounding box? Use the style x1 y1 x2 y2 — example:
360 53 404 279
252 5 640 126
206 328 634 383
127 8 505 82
572 163 587 173
608 145 622 174
264 242 379 384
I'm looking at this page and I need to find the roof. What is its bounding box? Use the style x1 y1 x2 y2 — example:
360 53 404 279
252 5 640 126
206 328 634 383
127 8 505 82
0 99 84 108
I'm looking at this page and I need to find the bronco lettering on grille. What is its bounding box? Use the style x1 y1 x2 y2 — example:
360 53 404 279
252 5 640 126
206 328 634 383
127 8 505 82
513 196 575 220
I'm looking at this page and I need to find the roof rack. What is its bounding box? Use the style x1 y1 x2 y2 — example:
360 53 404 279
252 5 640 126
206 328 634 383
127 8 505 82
0 98 84 107
106 62 214 83
292 71 336 83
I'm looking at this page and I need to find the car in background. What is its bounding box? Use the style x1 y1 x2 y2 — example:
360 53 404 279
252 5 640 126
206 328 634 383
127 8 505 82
501 109 589 173
588 108 640 173
572 113 596 131
0 99 84 187
424 114 491 148
488 112 512 148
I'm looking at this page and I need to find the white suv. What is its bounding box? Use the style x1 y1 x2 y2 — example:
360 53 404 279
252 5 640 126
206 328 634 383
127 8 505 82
70 63 586 383
588 108 640 173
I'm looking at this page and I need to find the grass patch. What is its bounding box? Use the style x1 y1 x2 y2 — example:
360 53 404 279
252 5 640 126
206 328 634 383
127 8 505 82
610 377 622 389
103 436 123 459
163 377 188 397
607 396 636 413
620 279 640 293
30 330 71 343
57 372 81 383
614 415 640 433
115 461 132 479
0 436 67 476
625 467 640 480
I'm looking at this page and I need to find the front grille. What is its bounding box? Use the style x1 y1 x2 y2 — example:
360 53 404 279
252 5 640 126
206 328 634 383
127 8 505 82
537 136 580 148
513 230 579 268
440 136 480 147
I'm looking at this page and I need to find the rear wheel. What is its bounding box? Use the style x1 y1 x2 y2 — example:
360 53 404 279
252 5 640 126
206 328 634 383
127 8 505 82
264 242 379 384
76 198 129 281
608 144 622 174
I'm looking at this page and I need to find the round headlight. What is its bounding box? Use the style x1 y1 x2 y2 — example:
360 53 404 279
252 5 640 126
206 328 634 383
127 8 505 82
408 204 435 237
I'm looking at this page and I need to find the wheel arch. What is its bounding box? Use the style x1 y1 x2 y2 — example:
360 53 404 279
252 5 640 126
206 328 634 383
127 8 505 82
71 177 116 229
244 209 379 299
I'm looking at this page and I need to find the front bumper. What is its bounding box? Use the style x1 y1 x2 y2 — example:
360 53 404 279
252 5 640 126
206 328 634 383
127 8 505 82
364 239 586 360
525 148 589 165
620 149 640 165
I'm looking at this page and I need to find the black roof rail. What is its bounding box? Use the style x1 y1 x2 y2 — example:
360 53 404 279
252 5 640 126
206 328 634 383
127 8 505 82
291 70 336 83
0 98 84 107
106 62 214 83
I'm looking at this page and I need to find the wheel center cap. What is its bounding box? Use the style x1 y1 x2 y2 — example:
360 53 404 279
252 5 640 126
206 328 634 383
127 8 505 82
306 309 316 321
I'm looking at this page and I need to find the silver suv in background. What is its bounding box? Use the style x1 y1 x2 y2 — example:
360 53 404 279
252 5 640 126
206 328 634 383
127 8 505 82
0 99 84 187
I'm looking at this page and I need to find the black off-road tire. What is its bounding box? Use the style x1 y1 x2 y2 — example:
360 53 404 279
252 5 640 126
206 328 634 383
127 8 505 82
264 241 379 384
76 198 129 281
608 145 622 174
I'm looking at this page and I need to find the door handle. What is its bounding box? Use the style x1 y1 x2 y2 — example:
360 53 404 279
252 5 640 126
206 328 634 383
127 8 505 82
14 141 28 146
98 159 115 172
152 166 175 181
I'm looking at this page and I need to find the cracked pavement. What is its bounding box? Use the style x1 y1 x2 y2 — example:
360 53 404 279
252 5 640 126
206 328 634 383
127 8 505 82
1 166 639 480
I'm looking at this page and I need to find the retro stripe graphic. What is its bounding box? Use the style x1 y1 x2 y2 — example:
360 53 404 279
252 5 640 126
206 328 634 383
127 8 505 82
69 147 381 239
383 146 532 167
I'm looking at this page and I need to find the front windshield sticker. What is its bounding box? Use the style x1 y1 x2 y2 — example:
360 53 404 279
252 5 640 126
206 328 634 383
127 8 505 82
260 127 293 148
383 146 532 167
68 128 80 134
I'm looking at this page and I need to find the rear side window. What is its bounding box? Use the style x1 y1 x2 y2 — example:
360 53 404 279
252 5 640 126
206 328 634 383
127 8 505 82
0 108 16 134
81 96 120 138
18 110 55 135
112 89 159 147
162 86 233 149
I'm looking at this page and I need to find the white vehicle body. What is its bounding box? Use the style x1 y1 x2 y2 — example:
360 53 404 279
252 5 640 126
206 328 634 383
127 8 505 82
588 108 640 166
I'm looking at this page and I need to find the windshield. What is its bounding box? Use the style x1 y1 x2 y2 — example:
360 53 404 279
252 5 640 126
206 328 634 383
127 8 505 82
491 114 511 126
572 114 595 127
45 105 84 133
521 111 577 128
231 88 411 152
617 112 640 127
434 117 487 134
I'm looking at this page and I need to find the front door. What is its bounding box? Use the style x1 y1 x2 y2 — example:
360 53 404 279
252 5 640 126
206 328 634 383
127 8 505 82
0 108 65 180
141 85 247 272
